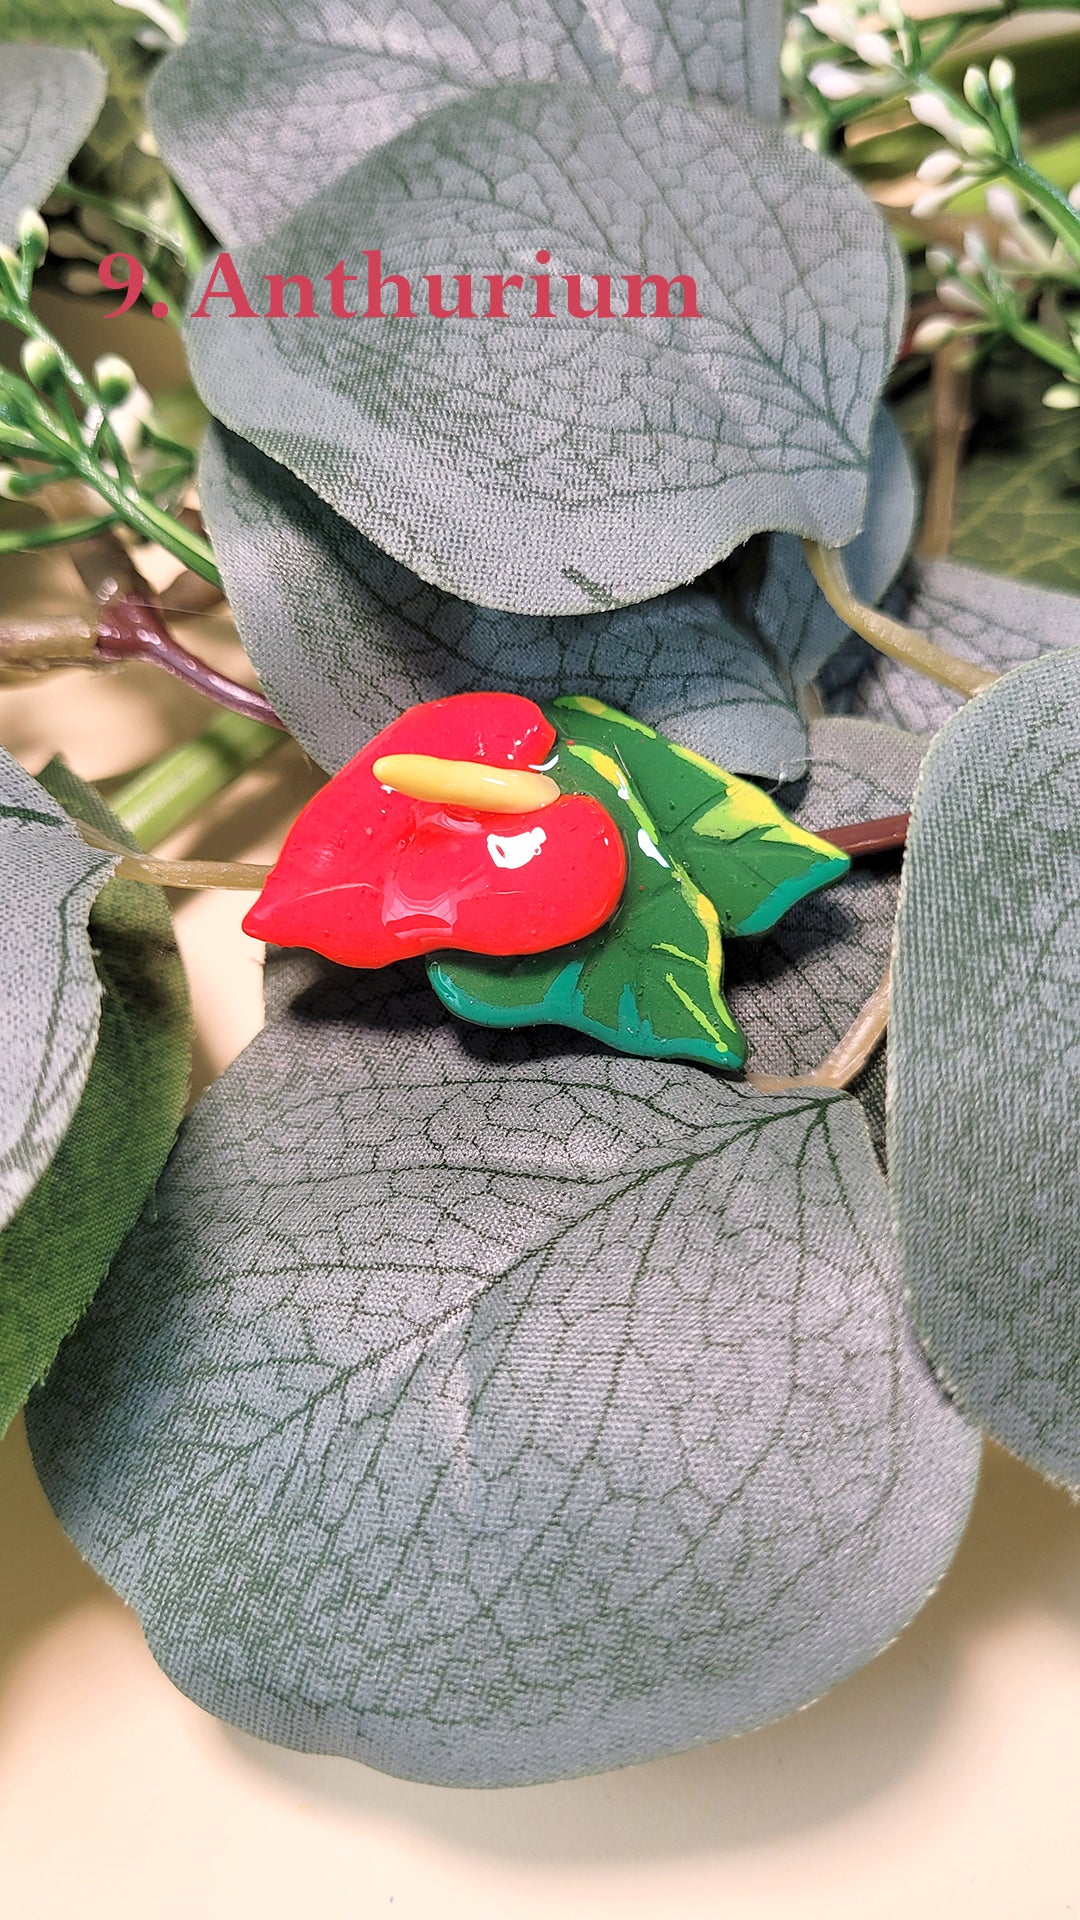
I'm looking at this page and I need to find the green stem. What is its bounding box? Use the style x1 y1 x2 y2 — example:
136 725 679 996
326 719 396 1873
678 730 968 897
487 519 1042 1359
0 512 118 553
1002 157 1080 258
109 710 286 849
1007 315 1080 378
66 453 221 583
57 180 186 259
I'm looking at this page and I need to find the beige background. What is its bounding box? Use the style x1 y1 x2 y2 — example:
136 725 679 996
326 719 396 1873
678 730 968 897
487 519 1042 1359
2 299 1080 1920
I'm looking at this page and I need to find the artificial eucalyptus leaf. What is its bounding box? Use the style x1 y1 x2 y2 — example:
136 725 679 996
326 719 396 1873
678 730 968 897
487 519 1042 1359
720 407 918 683
185 83 904 615
890 651 1080 1488
28 959 977 1785
823 558 1080 735
150 0 783 247
0 747 115 1232
724 718 925 1081
0 42 107 245
0 762 190 1438
200 427 807 783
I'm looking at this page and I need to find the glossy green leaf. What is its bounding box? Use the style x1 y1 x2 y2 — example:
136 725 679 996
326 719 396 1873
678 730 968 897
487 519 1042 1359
150 0 783 246
0 762 190 1437
431 701 848 1071
199 426 808 784
723 717 925 1085
825 558 1080 736
28 955 978 1785
0 43 106 244
184 83 904 615
0 748 115 1232
890 652 1080 1488
721 407 917 682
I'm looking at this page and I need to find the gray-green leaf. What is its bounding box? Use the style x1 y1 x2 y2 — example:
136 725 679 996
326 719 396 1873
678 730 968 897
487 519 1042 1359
0 747 115 1230
824 558 1080 735
200 426 806 783
890 652 1080 1487
721 407 917 683
150 0 783 246
0 42 107 244
0 761 191 1437
184 83 904 615
28 958 977 1786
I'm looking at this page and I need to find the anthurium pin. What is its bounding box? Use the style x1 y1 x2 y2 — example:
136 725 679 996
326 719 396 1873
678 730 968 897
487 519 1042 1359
244 691 850 1072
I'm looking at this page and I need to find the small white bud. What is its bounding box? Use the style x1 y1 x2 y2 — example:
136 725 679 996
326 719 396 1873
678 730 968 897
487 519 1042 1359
963 66 993 116
853 30 894 67
938 279 985 315
988 56 1015 99
15 207 48 266
985 184 1022 228
909 92 967 144
107 382 154 457
963 229 991 272
808 59 865 99
925 246 955 277
959 123 999 159
1042 382 1080 411
803 4 859 48
879 0 907 27
800 125 825 152
910 316 957 352
1068 180 1080 210
911 185 962 221
916 149 962 185
20 337 64 390
92 354 137 406
0 466 25 500
780 36 805 85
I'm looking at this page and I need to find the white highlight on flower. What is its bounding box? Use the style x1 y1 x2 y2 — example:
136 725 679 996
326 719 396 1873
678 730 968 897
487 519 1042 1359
636 828 669 869
853 30 894 68
486 827 547 871
1043 382 1080 411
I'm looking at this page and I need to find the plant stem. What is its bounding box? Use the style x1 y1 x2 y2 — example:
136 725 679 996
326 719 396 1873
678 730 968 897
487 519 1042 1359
74 820 272 890
65 456 221 583
0 512 118 552
818 814 909 857
110 710 286 848
802 541 997 697
747 969 892 1093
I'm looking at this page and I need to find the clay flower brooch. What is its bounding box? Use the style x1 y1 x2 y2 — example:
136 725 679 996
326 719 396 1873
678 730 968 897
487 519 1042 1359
244 691 850 1071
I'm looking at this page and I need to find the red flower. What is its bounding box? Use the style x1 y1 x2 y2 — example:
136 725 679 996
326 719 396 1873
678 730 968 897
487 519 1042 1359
242 692 626 967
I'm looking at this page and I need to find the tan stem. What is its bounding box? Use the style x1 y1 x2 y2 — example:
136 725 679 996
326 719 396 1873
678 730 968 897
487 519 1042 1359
746 969 891 1095
0 615 97 668
802 541 997 698
74 820 271 891
917 337 973 560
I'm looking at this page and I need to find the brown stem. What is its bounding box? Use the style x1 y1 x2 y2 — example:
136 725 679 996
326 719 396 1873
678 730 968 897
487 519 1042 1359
747 969 891 1094
25 480 283 727
917 337 973 560
74 820 272 891
817 813 909 856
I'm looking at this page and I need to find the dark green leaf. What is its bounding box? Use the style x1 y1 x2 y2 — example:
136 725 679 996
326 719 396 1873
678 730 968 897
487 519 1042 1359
0 763 190 1437
890 651 1080 1487
28 957 978 1785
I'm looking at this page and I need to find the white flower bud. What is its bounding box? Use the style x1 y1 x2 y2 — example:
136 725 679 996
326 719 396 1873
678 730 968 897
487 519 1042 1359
853 30 894 67
917 149 962 185
963 66 993 116
92 354 137 406
15 207 48 267
938 279 985 315
909 92 968 145
911 185 962 221
985 184 1022 228
808 59 866 99
0 466 26 500
780 36 806 84
803 4 860 48
988 56 1015 100
1068 180 1080 210
911 316 958 352
925 246 955 277
958 123 999 159
20 337 64 390
879 0 907 27
1042 382 1080 411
